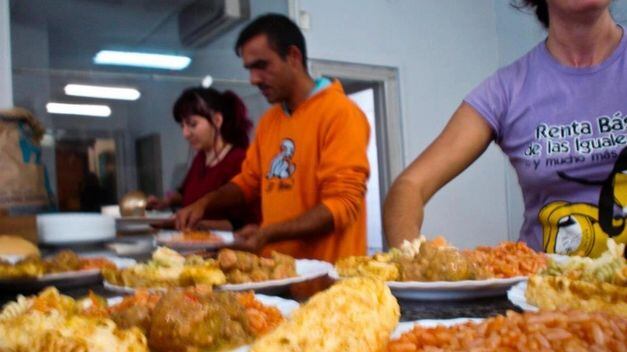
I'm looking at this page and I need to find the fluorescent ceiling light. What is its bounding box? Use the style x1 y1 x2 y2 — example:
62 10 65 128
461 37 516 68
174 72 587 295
46 102 111 117
201 75 213 88
93 50 191 70
64 84 141 101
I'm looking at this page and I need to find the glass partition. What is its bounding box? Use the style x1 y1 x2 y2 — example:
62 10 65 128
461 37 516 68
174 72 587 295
6 0 288 214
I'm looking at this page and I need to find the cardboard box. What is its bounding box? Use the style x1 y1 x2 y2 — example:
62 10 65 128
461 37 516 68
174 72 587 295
0 215 38 243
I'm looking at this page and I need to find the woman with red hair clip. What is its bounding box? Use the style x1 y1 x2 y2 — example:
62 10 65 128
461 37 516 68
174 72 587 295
148 87 258 230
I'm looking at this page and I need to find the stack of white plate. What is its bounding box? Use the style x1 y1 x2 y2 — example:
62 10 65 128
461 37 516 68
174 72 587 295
37 213 116 246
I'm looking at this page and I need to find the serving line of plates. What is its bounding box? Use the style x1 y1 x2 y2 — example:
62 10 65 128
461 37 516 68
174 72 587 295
110 294 483 352
104 259 334 295
327 253 570 301
0 255 137 292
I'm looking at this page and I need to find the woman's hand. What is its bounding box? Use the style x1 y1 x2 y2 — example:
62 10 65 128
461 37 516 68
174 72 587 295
146 195 168 210
383 102 493 248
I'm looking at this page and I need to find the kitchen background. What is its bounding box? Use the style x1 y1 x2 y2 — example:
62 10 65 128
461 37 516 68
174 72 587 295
1 0 626 251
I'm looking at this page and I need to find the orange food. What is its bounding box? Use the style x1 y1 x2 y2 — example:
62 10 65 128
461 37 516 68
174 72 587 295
237 291 284 336
387 310 627 352
464 241 548 279
80 257 116 271
169 230 223 244
108 289 162 315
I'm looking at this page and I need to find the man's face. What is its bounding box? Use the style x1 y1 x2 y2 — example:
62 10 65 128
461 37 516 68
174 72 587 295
240 34 294 104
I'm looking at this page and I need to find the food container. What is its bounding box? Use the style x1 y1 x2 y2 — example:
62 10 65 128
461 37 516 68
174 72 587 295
37 213 115 245
101 205 121 217
119 191 147 217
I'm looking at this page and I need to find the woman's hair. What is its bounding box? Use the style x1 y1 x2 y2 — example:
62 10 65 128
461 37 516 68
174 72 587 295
513 0 549 28
172 87 253 148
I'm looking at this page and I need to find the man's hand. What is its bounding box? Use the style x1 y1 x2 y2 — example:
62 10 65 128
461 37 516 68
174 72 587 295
175 199 206 230
232 224 268 253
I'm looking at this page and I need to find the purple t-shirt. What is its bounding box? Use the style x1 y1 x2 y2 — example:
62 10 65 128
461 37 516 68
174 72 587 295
465 30 627 256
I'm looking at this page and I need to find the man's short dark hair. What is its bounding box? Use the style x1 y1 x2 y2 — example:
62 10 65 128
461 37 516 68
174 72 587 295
235 13 307 69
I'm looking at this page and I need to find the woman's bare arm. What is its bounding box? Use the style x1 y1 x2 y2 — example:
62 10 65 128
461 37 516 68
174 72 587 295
383 102 494 248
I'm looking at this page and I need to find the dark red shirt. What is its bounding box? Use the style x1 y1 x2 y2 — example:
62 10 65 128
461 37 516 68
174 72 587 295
180 147 259 227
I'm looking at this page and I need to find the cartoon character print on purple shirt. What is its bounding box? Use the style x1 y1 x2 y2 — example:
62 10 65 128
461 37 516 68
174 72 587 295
540 146 627 257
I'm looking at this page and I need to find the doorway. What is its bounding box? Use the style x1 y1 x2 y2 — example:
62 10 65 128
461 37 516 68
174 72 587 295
55 137 118 212
310 60 403 251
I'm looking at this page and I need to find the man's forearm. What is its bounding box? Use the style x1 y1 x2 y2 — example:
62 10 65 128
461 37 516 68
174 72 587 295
201 182 248 216
383 178 424 248
261 204 335 244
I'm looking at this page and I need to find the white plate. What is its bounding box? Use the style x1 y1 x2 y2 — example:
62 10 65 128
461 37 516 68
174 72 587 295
155 230 234 251
507 281 538 312
37 213 116 245
329 268 526 300
391 317 484 339
104 259 333 295
116 211 173 225
107 240 155 256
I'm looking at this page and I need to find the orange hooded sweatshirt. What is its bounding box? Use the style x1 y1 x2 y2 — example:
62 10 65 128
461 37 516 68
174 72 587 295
231 80 370 263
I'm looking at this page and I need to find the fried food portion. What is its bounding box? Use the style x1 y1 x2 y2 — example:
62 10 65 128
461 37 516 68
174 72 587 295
0 255 43 278
109 289 162 334
387 310 627 352
0 235 40 257
217 249 297 284
0 287 147 352
148 289 252 352
103 247 226 288
0 250 115 279
527 275 627 316
251 277 400 352
105 287 284 352
335 255 399 281
526 239 627 316
336 236 546 282
397 241 474 281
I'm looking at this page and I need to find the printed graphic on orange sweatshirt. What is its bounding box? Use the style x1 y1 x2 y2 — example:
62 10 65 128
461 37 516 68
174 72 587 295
265 139 296 192
540 147 627 257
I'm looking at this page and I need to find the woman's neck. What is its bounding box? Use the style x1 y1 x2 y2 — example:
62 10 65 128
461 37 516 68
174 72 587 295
204 138 231 167
546 10 622 67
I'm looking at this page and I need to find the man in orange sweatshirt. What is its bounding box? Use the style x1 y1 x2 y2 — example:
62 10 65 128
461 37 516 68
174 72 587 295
175 14 370 263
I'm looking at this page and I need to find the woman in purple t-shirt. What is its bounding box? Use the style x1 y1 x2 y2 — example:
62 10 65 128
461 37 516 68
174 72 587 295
384 0 627 257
